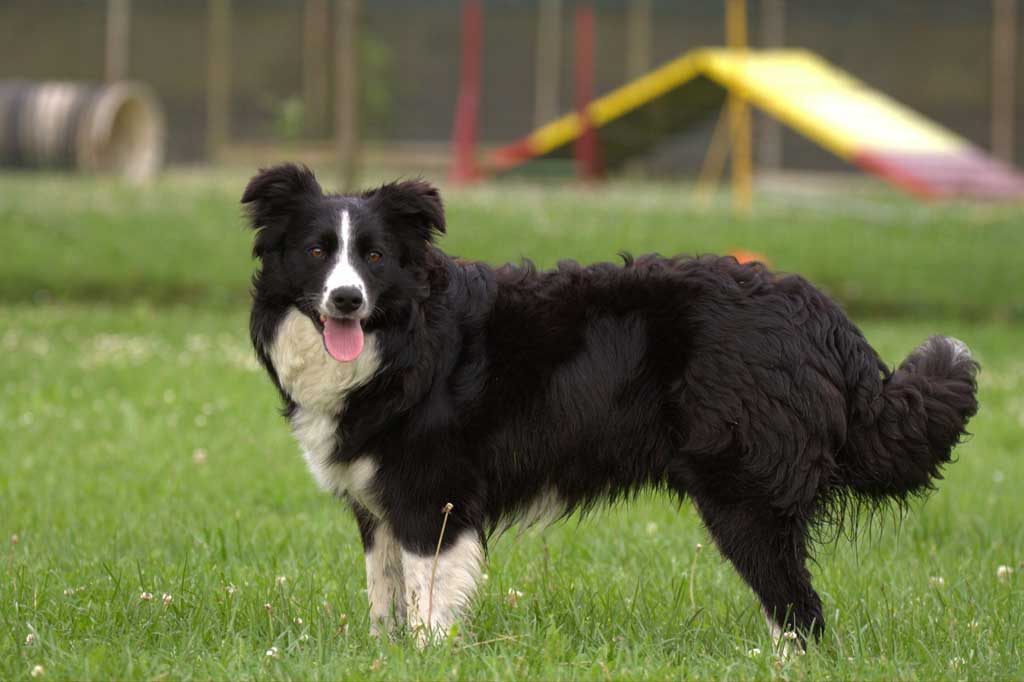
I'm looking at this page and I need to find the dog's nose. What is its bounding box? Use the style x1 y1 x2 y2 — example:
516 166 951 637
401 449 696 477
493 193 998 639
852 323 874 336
329 286 363 314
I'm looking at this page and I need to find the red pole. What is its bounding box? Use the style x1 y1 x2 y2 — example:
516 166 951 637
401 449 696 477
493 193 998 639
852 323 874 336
450 0 483 184
573 3 601 181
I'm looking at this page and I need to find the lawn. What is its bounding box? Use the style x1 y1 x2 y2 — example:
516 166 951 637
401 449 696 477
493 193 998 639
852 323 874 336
1 171 1022 680
1 171 1023 318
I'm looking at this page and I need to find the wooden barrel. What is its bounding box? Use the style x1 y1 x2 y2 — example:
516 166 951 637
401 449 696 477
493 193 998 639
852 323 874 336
0 81 165 182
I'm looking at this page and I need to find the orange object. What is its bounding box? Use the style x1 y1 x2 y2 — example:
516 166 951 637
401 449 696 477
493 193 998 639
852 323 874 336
728 249 769 266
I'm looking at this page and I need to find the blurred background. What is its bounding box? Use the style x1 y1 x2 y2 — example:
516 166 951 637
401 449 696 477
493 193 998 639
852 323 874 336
2 5 1024 678
1 0 1021 178
2 0 1022 314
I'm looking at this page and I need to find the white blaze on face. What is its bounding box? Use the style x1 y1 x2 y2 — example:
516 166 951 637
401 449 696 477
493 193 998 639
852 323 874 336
322 209 367 310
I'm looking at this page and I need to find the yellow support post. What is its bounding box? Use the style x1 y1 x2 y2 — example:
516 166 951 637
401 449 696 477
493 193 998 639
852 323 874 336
695 104 732 206
725 0 752 214
206 0 231 163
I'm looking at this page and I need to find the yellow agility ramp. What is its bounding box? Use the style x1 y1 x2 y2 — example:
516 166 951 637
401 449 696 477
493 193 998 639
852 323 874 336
490 49 1024 199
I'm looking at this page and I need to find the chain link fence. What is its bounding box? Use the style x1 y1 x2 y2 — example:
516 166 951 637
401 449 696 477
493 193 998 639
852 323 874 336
1 0 1019 172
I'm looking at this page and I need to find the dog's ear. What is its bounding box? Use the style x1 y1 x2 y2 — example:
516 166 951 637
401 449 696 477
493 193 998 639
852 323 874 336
365 180 446 242
241 164 322 257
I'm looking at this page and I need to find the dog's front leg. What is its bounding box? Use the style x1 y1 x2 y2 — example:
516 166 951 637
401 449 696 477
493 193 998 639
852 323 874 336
402 529 483 645
353 505 406 636
365 523 406 636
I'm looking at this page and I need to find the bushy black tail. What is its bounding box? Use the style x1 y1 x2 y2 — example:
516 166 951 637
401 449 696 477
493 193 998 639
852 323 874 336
841 336 979 500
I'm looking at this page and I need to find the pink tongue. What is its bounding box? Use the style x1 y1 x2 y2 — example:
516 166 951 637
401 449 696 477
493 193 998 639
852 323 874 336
323 318 364 362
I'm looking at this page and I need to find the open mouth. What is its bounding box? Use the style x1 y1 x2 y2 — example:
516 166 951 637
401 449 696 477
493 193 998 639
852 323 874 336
317 313 365 363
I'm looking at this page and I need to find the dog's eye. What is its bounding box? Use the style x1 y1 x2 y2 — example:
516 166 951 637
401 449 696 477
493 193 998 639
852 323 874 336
367 250 383 264
308 246 326 259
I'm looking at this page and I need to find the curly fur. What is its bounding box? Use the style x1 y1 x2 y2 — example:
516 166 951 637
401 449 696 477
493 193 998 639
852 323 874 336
243 164 979 641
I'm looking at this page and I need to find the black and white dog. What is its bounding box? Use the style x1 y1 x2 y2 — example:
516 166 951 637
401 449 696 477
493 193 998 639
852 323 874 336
243 164 978 644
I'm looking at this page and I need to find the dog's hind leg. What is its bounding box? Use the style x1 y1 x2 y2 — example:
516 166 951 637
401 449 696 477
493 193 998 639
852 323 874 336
353 504 407 637
690 493 825 643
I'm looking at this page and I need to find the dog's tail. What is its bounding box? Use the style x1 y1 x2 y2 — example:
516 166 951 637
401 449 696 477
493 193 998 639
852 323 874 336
840 336 979 500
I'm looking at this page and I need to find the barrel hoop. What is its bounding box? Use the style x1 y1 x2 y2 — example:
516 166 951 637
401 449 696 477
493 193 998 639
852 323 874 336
62 88 101 169
0 82 25 161
30 84 80 167
3 84 34 167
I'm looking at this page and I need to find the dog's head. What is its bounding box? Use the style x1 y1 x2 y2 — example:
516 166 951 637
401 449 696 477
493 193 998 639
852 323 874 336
242 164 445 362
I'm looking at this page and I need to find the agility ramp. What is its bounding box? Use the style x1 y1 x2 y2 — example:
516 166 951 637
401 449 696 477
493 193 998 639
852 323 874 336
490 49 1024 199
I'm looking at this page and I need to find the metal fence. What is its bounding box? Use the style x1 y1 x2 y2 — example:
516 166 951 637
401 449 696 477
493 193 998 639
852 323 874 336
1 0 1019 173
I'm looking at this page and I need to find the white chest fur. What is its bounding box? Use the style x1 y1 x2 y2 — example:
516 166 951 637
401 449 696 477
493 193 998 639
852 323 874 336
269 307 381 412
268 308 383 512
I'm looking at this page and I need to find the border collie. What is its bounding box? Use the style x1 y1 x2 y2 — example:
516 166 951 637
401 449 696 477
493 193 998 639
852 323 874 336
243 164 978 645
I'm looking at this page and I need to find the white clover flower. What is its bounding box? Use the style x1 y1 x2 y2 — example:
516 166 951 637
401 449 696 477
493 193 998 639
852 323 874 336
929 576 945 588
645 522 659 536
275 575 287 587
782 631 798 641
335 612 349 635
162 593 173 607
293 617 303 626
997 565 1013 581
139 591 154 602
747 647 762 657
25 633 36 646
299 633 310 642
192 448 207 465
265 646 279 659
506 588 524 608
225 583 237 595
264 602 273 612
31 665 45 677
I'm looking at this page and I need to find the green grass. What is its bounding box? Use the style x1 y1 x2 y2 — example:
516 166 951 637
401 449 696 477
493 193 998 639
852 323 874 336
1 171 1023 318
1 171 1022 680
1 305 1021 680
